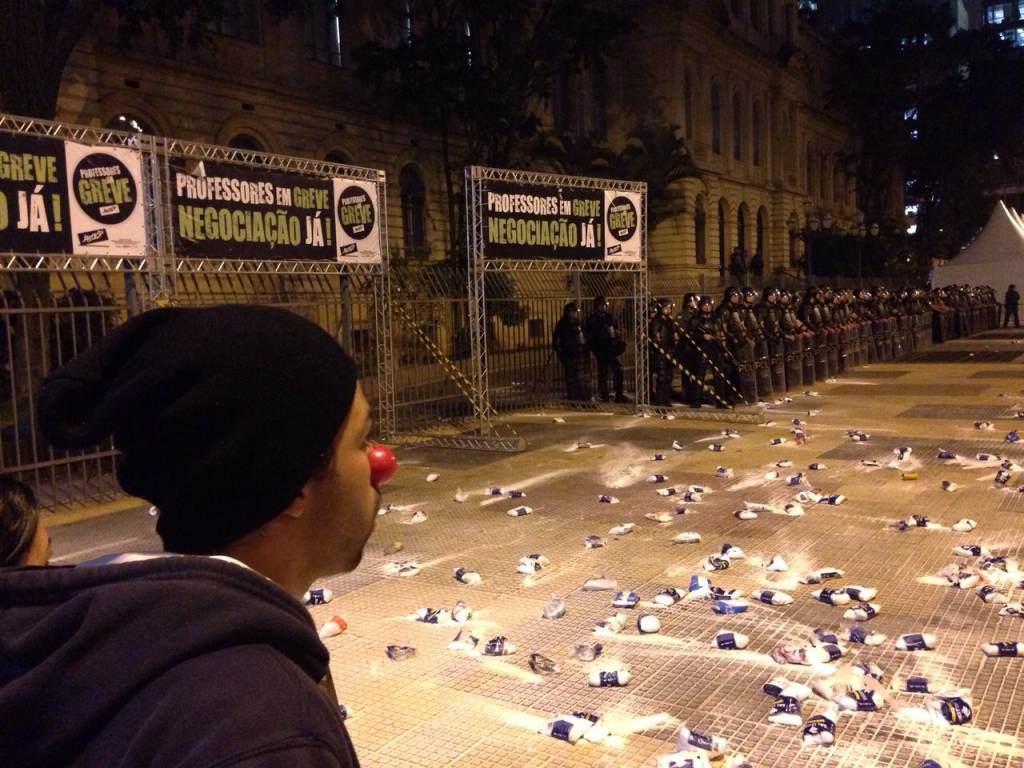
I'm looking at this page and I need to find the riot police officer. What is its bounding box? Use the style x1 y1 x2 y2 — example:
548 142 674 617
689 296 739 408
743 287 773 397
552 302 590 401
718 287 757 403
648 298 677 406
585 295 627 403
675 293 701 401
758 287 786 391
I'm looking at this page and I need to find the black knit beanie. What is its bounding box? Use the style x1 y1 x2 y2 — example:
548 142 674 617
38 305 358 554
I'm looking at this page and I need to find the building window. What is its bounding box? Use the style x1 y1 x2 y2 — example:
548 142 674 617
732 93 743 161
325 150 352 165
711 83 722 155
987 3 1011 24
307 0 343 67
227 134 264 151
695 196 707 265
401 0 413 45
718 199 728 273
107 114 152 134
207 0 261 44
400 164 427 258
553 65 607 140
999 27 1024 45
683 72 694 140
751 103 762 166
806 145 815 196
756 207 767 262
737 203 748 251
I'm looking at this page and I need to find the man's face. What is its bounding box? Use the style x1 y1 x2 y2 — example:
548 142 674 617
304 384 379 576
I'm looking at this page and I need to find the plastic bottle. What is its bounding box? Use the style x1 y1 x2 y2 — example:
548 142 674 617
895 633 937 651
583 535 606 548
712 599 749 614
506 505 532 517
809 462 826 470
319 616 347 639
953 544 986 557
752 589 794 606
836 688 884 712
890 675 933 693
529 653 559 674
416 607 451 624
675 725 727 757
588 669 631 687
981 641 1024 657
541 715 591 744
768 695 803 726
612 591 639 608
942 480 957 492
454 567 482 585
937 448 956 459
733 509 758 520
925 690 973 725
812 588 852 606
709 443 725 452
657 487 680 497
715 466 734 478
648 474 669 483
597 494 620 504
637 614 662 634
844 585 877 601
542 595 566 619
654 587 686 606
710 586 744 600
713 630 749 649
763 677 812 700
801 706 838 745
846 625 886 646
673 532 702 545
303 587 334 605
978 586 1008 604
704 555 731 571
482 636 516 656
570 711 609 743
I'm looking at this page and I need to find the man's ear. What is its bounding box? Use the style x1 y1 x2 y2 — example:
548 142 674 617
280 486 309 520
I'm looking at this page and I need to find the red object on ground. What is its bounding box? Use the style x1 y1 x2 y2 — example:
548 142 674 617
368 444 397 486
331 615 348 633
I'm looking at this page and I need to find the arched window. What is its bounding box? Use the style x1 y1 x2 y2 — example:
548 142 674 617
683 71 694 140
752 103 762 166
737 203 749 252
718 198 729 273
227 134 265 151
325 150 353 165
820 152 829 203
694 195 707 265
400 164 427 258
756 206 768 262
106 113 152 134
787 211 800 266
711 83 722 155
732 93 743 161
806 145 816 196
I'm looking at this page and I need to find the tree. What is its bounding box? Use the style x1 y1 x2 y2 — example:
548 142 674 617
0 1 317 120
830 0 1024 270
353 0 632 259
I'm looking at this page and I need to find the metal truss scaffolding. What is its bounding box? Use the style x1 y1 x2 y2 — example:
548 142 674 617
466 165 650 447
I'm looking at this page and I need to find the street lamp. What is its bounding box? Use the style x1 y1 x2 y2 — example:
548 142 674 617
851 213 880 288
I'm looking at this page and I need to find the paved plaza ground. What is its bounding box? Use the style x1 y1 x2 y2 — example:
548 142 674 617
48 332 1024 768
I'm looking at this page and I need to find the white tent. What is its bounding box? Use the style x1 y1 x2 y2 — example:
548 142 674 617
932 201 1024 302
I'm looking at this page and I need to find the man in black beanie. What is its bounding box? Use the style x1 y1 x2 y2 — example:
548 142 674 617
0 305 379 768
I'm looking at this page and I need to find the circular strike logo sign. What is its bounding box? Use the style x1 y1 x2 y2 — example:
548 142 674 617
606 195 638 243
72 153 138 224
337 184 376 240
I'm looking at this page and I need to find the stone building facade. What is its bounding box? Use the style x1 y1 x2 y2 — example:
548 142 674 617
49 0 860 285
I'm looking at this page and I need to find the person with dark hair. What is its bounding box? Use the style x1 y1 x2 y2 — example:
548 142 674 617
648 298 677 406
1004 284 1019 328
0 476 50 567
553 301 590 401
0 305 386 768
584 296 627 403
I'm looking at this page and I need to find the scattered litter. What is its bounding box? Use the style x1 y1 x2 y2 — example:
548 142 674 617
507 505 533 517
402 510 427 524
801 706 837 746
609 522 635 536
574 642 603 661
453 488 468 502
673 532 702 544
895 633 937 651
646 510 675 523
582 576 618 591
843 603 880 621
454 567 482 585
426 473 440 482
589 669 630 687
529 653 560 674
952 518 977 532
383 561 420 577
386 645 416 661
713 630 749 649
709 444 725 452
482 636 516 656
303 587 334 605
647 473 669 483
383 541 403 556
612 591 639 608
637 614 662 634
584 535 607 548
975 421 995 431
318 615 347 639
542 595 566 619
597 494 620 504
715 466 734 478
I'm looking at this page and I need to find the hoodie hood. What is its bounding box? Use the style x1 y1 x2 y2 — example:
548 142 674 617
0 556 327 767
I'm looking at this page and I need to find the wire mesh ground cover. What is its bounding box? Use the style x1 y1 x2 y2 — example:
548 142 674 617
970 370 1024 379
910 351 1023 363
897 404 1021 420
47 367 1024 768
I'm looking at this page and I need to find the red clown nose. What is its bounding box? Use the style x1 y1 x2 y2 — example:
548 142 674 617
368 444 397 486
